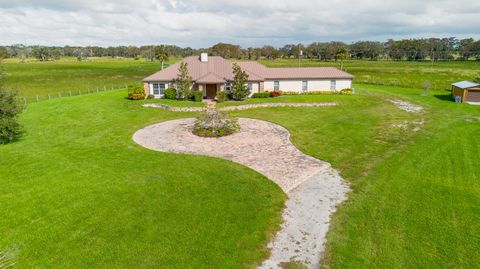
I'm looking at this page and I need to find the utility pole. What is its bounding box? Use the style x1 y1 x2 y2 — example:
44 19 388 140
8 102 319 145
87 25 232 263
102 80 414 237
298 44 303 67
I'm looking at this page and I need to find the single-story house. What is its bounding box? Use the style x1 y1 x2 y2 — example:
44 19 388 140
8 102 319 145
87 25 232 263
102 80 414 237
143 53 354 99
452 81 480 103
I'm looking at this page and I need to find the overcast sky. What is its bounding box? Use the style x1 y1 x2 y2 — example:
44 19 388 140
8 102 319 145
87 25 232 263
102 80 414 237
0 0 479 48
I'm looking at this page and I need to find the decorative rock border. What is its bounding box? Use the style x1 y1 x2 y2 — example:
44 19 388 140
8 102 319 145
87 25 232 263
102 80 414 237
143 102 338 112
142 103 205 112
220 102 338 111
133 118 349 268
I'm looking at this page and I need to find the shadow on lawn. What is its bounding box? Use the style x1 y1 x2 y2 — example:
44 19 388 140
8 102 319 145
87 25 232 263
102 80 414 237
433 94 453 102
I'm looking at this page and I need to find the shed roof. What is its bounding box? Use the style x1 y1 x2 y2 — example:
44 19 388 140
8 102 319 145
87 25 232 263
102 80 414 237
452 81 480 89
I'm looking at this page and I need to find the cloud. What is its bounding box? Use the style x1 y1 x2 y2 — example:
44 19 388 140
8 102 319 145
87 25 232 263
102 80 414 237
0 0 479 47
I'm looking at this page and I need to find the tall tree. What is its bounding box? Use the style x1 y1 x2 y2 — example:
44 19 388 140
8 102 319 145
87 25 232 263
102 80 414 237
155 45 169 69
335 47 349 70
32 46 51 61
0 47 7 60
0 65 23 144
470 40 480 60
210 43 242 59
280 44 295 58
350 41 383 60
459 38 474 60
261 45 281 59
231 63 250 100
176 62 193 100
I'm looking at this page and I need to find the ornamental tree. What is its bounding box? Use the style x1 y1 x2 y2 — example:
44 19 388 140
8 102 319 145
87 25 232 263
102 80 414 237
231 63 249 100
176 62 193 100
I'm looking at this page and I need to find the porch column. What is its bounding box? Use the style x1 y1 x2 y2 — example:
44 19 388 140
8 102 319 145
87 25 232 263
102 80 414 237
143 82 150 95
198 84 206 97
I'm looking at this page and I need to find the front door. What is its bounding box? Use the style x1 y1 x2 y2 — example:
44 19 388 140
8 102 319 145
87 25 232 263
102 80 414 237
206 84 217 99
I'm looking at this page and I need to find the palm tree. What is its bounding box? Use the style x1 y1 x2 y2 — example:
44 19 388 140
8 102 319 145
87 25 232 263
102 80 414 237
155 45 169 70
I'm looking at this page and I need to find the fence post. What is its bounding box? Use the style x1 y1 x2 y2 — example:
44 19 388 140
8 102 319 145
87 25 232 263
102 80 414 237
88 88 90 94
104 86 106 91
48 94 51 100
78 89 81 95
111 85 113 90
36 95 39 102
24 97 27 106
58 92 61 98
69 90 72 96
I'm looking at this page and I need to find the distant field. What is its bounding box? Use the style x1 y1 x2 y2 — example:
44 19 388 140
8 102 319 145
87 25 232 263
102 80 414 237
1 57 180 101
2 56 479 101
260 59 480 91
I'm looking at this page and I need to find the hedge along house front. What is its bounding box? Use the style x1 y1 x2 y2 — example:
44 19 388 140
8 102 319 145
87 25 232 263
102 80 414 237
143 53 354 99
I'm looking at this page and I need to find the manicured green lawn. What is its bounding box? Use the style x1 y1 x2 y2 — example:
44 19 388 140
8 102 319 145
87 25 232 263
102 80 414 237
1 83 478 268
319 85 480 268
0 91 285 268
260 59 480 91
229 85 479 268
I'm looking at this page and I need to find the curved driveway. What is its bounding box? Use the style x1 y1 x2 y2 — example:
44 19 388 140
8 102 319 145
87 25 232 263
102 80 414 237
133 118 349 268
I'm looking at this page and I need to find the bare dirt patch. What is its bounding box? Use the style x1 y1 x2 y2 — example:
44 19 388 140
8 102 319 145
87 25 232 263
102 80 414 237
389 99 423 113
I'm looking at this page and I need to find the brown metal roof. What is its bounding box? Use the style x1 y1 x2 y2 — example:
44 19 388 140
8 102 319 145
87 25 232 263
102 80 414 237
143 55 353 82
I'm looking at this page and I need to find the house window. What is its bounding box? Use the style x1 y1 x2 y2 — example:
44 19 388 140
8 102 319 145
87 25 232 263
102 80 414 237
330 80 336 90
153 83 166 95
225 83 232 93
247 82 253 91
274 81 280 91
302 80 308 91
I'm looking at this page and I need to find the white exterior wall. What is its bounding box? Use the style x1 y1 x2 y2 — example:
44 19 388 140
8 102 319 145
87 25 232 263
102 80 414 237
249 82 260 94
264 79 352 92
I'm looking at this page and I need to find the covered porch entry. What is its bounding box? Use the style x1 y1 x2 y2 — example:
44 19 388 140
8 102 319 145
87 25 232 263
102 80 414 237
198 83 225 99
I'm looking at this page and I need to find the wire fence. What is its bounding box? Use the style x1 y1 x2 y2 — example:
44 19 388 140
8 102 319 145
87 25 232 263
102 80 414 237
15 83 143 105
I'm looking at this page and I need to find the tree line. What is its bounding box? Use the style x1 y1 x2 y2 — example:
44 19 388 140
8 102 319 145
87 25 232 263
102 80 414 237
1 37 480 62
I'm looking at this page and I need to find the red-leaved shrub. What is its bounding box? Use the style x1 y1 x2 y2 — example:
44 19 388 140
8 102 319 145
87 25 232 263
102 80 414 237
269 90 282 97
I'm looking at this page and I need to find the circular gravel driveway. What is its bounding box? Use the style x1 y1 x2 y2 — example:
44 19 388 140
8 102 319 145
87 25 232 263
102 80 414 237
133 118 349 268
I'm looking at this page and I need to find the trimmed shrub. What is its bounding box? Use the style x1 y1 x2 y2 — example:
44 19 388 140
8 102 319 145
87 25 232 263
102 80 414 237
127 86 145 100
192 111 240 137
269 90 282 97
193 90 203 102
180 89 193 101
216 91 228 103
340 88 353 95
164 88 177 99
252 92 270 98
147 94 155 99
